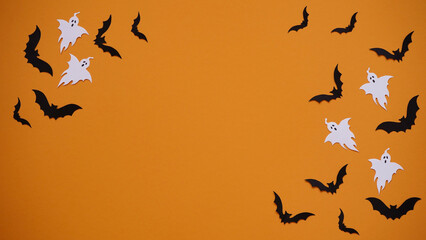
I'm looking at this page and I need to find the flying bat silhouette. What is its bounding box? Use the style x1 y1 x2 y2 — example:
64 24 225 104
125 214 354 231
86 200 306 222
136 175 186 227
370 31 413 62
366 197 420 220
288 6 309 33
273 191 314 224
131 12 148 42
338 209 359 235
13 98 31 127
305 164 347 194
33 89 82 120
94 15 121 58
376 95 419 133
24 26 53 76
309 64 343 103
331 12 357 34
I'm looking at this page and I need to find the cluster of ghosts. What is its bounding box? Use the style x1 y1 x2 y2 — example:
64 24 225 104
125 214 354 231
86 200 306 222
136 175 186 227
323 68 402 194
57 12 93 87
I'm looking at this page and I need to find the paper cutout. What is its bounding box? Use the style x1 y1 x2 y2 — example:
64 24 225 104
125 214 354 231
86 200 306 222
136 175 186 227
331 12 357 34
273 192 314 224
94 15 121 58
13 98 31 127
376 95 419 133
131 12 148 42
33 89 82 120
369 148 403 193
324 118 358 152
24 26 53 76
288 6 309 32
58 12 88 53
360 68 393 110
309 64 343 103
58 54 93 87
338 209 359 235
366 197 420 220
370 31 413 62
305 164 347 194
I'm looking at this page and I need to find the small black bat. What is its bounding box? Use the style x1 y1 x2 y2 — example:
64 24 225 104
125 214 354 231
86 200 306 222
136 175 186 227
24 26 53 76
376 95 419 133
309 64 343 103
94 15 122 58
338 209 359 235
366 197 420 220
273 191 314 224
370 31 413 62
131 12 148 42
288 6 309 33
331 12 357 34
13 98 31 127
305 164 347 194
33 89 82 120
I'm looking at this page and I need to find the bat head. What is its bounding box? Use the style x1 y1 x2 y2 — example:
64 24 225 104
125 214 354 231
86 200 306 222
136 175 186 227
366 68 378 83
381 148 391 164
69 12 80 27
325 118 338 132
80 57 93 69
51 104 58 110
390 205 397 210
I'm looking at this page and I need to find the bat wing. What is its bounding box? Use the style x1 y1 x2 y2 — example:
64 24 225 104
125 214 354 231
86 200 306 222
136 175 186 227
95 15 111 39
335 164 348 189
331 27 348 34
338 209 360 235
97 44 122 58
370 48 396 60
288 24 304 33
309 94 337 103
366 197 392 219
56 104 82 119
33 89 53 117
400 31 413 56
331 12 357 34
376 121 405 133
333 65 343 92
288 6 308 32
349 12 357 27
273 191 285 221
289 212 314 223
395 197 420 219
94 15 122 58
13 98 31 127
305 179 330 192
402 95 419 129
24 26 53 76
131 12 148 42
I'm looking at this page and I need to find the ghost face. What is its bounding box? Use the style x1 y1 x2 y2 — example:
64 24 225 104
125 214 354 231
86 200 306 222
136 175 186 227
69 12 80 27
80 57 93 69
381 150 391 163
325 119 338 132
367 68 378 83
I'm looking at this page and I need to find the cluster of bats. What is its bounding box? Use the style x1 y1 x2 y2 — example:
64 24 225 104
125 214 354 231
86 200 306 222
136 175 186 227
15 12 148 127
273 6 421 236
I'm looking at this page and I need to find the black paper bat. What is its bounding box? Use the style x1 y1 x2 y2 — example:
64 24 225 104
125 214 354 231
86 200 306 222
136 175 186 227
273 191 314 224
288 6 309 33
376 95 419 133
13 98 31 127
331 12 357 34
309 64 342 103
94 15 122 58
305 164 347 194
131 12 148 42
370 31 413 62
366 197 420 220
33 89 82 120
338 209 359 235
24 26 53 76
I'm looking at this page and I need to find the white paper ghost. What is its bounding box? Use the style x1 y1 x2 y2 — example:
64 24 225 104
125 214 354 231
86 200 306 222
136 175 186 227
324 118 358 152
58 12 88 53
360 68 393 110
369 148 403 194
58 54 93 87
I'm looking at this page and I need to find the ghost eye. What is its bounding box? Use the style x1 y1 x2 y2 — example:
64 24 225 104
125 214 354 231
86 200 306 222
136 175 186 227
373 80 375 83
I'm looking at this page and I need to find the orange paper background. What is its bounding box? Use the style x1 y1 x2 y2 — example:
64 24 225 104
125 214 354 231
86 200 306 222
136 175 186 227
0 0 425 239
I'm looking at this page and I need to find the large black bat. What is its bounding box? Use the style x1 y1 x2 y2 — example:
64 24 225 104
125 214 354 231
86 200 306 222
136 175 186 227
331 12 357 34
376 95 419 133
338 209 359 235
288 6 309 33
366 197 420 220
13 98 31 128
33 89 82 120
131 12 148 42
370 31 413 62
24 26 53 76
94 15 122 58
273 191 314 224
309 64 343 103
305 164 347 194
